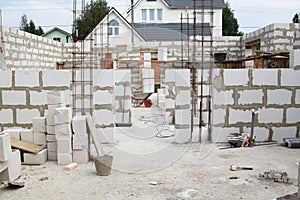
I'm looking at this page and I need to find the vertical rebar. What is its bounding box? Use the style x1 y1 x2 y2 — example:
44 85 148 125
131 0 134 46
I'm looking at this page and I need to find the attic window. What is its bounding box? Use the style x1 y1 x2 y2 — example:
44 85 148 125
108 19 119 36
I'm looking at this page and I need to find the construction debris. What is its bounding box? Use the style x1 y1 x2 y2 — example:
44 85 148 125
258 170 292 184
230 164 253 171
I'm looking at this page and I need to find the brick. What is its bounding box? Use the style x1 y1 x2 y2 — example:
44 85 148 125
54 108 72 125
0 71 12 88
93 109 114 127
15 70 39 87
33 132 47 145
272 127 297 141
258 108 283 123
223 69 249 86
229 109 251 124
2 91 26 105
93 70 114 87
252 69 278 86
46 134 56 142
267 89 292 105
46 125 55 135
20 129 34 143
93 90 113 105
47 151 57 161
16 109 40 124
72 149 89 164
32 117 46 133
43 70 71 87
286 108 300 124
3 128 23 140
56 138 72 154
281 70 300 86
55 124 72 138
213 90 234 105
23 149 47 165
114 70 131 83
175 90 190 106
0 132 12 161
175 69 190 87
213 109 226 125
47 91 65 105
30 91 47 105
175 128 190 144
57 153 72 166
238 89 263 105
98 128 115 144
175 109 191 126
0 109 13 124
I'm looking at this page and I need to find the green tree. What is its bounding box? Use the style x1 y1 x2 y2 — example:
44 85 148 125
222 2 243 36
19 14 44 36
74 0 109 40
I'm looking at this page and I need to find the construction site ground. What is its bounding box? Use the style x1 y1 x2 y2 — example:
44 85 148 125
1 105 299 200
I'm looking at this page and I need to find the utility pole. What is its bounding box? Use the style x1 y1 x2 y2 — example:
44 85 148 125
131 0 134 46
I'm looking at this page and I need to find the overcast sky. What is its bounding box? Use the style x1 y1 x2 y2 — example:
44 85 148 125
0 0 300 33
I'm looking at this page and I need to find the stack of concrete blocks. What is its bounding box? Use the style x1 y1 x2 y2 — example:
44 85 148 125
2 128 24 140
46 91 65 161
22 117 48 165
114 70 131 125
174 69 191 143
164 70 176 124
93 70 115 144
55 107 72 165
72 116 89 164
197 69 211 126
0 133 21 182
212 68 300 143
142 68 155 93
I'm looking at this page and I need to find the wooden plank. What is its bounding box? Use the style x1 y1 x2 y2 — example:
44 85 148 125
10 137 44 154
86 114 104 157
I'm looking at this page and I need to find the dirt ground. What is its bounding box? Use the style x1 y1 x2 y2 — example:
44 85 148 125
1 107 299 200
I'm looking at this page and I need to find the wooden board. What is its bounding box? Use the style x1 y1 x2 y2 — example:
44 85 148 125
86 114 104 157
10 137 44 154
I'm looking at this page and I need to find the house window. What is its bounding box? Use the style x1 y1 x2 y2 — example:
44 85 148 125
141 9 147 21
157 9 162 21
108 19 119 36
53 37 61 42
149 9 155 21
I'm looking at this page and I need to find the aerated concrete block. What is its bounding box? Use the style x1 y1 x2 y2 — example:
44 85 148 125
23 149 48 165
93 70 114 87
3 128 23 140
73 149 89 164
175 110 191 126
267 89 292 105
33 132 47 145
16 109 40 124
55 124 72 138
93 90 113 105
0 132 12 162
223 69 249 86
47 91 65 105
0 109 13 124
238 90 263 105
54 108 72 125
15 70 39 87
43 70 71 88
258 108 283 124
213 90 234 106
57 153 72 166
0 71 12 88
56 138 72 154
213 109 226 125
281 70 300 86
47 151 57 161
252 69 278 86
2 91 26 106
175 128 190 144
286 108 300 123
46 125 55 135
93 110 114 127
6 150 21 182
72 115 87 135
175 69 190 87
98 128 115 144
20 129 34 143
272 127 297 141
47 142 57 152
243 127 269 142
32 117 46 133
229 109 251 124
30 91 47 105
46 134 56 142
175 90 190 106
114 70 131 83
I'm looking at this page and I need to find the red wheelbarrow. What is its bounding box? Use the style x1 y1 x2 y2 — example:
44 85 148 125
131 93 153 108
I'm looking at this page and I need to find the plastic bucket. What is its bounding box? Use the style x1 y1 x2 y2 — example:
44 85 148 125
94 155 113 176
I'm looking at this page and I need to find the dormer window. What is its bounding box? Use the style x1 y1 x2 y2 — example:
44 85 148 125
108 19 119 36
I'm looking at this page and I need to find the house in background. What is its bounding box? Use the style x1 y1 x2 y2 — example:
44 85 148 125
42 27 73 44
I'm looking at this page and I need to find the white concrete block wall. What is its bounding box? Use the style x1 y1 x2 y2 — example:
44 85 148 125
15 71 40 87
175 110 191 126
94 90 113 105
223 69 249 86
93 70 114 87
43 70 71 87
174 129 190 144
93 109 114 127
258 108 284 124
252 69 278 86
243 127 269 141
211 127 240 143
229 109 251 124
2 91 26 105
175 69 190 87
238 90 264 105
0 109 13 124
213 90 234 105
0 71 12 88
20 129 34 143
267 89 292 105
99 128 115 144
16 109 40 124
296 90 300 104
272 127 297 141
30 91 47 105
175 90 190 106
281 70 300 86
286 108 300 123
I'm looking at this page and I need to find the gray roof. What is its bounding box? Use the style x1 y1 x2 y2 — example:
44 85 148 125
134 23 211 41
163 0 226 8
